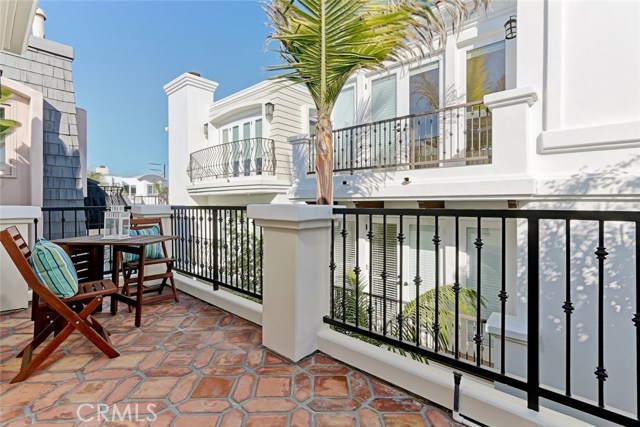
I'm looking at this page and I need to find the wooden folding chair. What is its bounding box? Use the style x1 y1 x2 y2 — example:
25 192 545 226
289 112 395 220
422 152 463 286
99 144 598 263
0 226 119 383
121 217 179 310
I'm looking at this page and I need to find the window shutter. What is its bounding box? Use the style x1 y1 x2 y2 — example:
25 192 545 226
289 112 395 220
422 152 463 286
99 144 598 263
372 75 397 122
466 227 502 317
333 219 357 287
334 86 355 130
405 225 436 302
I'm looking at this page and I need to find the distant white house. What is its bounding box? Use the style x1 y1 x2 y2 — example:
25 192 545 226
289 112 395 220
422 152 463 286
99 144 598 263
92 165 168 205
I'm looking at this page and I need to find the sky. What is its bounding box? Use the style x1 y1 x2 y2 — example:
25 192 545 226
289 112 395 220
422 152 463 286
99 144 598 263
40 0 281 177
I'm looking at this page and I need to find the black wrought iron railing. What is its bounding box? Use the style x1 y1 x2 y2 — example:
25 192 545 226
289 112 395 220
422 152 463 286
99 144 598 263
326 207 640 426
36 206 132 277
171 206 263 300
308 101 491 174
188 138 276 182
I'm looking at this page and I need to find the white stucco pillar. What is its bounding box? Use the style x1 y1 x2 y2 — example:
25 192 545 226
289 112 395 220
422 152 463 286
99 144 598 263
484 87 539 176
163 73 218 206
248 204 333 361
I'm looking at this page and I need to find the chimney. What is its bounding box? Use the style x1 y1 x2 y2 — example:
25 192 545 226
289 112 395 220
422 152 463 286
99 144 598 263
32 8 47 39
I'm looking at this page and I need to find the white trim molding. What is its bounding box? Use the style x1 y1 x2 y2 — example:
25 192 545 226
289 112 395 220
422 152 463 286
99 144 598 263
484 86 539 110
163 73 219 96
539 120 640 153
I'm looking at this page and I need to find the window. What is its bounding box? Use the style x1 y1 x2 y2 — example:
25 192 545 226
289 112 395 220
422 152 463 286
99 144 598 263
405 224 436 302
0 106 6 167
466 41 506 103
308 107 317 136
333 86 355 130
129 185 137 195
232 126 240 177
255 119 263 174
410 63 440 115
122 183 130 194
147 184 157 195
371 74 397 122
465 227 502 318
371 74 398 167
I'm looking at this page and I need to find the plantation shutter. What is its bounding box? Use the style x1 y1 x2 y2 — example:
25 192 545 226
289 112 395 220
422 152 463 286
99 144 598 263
334 86 355 130
333 219 357 287
405 225 436 302
370 222 398 299
372 75 397 122
370 222 398 326
466 227 502 317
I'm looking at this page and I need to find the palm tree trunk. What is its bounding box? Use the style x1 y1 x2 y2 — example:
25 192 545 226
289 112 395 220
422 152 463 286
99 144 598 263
315 109 334 205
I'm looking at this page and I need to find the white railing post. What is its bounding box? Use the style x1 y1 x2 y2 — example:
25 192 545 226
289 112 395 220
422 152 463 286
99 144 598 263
248 204 333 361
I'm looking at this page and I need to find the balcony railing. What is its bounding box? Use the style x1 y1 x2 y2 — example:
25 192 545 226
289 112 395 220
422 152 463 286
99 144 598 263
171 206 263 300
326 207 640 426
188 138 276 182
308 101 491 174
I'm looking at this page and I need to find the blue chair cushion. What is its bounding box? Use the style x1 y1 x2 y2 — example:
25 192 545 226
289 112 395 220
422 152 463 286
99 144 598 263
123 225 163 263
29 238 79 299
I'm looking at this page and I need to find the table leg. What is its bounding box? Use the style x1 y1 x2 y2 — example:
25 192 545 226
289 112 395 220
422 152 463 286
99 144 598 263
135 246 145 327
111 248 121 315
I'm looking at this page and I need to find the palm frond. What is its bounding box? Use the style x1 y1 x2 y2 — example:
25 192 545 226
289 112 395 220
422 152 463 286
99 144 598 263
266 0 489 110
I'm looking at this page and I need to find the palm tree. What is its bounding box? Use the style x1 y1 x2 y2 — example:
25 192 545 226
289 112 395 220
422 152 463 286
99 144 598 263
266 0 489 204
0 88 21 137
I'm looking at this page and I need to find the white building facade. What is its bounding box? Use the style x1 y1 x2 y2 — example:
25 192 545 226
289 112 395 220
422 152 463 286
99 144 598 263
166 1 639 424
164 72 314 206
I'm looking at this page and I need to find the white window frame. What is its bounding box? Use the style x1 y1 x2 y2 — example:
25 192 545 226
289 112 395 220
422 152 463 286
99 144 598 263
458 34 509 104
0 102 17 177
408 59 443 113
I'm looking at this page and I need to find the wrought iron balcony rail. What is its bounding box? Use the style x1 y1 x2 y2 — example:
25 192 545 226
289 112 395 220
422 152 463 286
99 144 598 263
171 206 263 300
326 207 640 426
188 138 276 182
307 101 491 174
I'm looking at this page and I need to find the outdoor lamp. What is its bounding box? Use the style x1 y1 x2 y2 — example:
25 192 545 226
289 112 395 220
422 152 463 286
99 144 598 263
504 15 517 40
103 205 130 239
265 102 275 121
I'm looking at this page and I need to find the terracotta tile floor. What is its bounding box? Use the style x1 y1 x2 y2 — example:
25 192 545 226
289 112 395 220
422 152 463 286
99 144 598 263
0 292 459 426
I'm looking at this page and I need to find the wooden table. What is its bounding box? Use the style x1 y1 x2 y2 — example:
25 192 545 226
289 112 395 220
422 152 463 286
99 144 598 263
53 234 177 327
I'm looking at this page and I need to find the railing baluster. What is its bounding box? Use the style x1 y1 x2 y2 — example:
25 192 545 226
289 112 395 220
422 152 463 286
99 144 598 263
500 217 508 376
563 219 574 395
382 215 388 336
368 215 374 331
635 221 640 418
354 214 361 328
415 215 421 346
434 216 441 352
473 217 483 366
341 214 348 324
454 216 460 359
527 217 540 411
397 215 404 341
330 218 336 319
595 220 609 408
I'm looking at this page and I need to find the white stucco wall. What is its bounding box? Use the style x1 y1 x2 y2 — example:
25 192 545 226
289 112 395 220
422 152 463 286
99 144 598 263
164 73 218 206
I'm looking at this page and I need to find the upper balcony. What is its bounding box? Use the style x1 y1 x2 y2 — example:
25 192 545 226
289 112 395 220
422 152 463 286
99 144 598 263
186 137 291 197
290 87 540 202
188 137 276 181
307 101 491 174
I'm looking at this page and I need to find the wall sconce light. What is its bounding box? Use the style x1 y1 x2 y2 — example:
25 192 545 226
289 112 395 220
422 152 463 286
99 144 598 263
504 15 517 40
403 177 411 184
203 123 208 139
265 102 275 121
